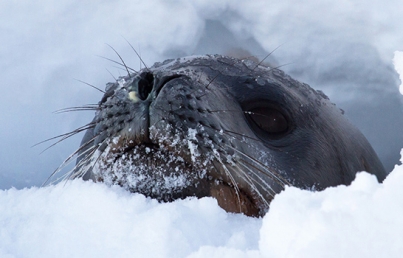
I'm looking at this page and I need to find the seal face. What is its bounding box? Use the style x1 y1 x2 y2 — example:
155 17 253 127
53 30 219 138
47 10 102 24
74 55 386 217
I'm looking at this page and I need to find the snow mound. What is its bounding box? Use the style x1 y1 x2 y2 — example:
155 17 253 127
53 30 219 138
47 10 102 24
1 151 403 258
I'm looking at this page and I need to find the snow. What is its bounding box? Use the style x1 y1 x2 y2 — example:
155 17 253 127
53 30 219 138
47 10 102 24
0 180 261 258
1 153 403 257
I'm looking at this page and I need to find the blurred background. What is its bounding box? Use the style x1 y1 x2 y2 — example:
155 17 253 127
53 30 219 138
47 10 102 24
1 0 402 189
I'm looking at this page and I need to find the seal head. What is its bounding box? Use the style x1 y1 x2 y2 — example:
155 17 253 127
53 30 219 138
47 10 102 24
75 55 386 217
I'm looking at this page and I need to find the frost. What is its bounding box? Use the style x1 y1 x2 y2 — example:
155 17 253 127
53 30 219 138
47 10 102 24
187 128 200 163
117 78 126 88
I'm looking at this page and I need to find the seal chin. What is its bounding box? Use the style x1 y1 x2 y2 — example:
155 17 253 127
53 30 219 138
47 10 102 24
94 133 266 217
210 182 262 217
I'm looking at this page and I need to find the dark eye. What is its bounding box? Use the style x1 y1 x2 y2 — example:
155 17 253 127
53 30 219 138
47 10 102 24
247 107 288 134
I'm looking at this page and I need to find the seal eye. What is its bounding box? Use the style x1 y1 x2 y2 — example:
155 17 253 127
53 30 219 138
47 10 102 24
247 107 288 134
138 72 154 100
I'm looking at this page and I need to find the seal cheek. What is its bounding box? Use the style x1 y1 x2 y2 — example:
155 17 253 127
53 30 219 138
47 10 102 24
210 183 260 217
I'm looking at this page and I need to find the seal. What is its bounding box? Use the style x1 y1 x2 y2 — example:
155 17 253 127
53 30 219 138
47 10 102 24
70 55 386 217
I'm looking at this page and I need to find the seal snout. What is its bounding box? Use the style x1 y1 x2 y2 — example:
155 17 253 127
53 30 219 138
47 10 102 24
135 71 184 102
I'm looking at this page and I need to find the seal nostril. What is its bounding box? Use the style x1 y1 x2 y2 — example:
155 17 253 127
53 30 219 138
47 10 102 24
138 72 154 100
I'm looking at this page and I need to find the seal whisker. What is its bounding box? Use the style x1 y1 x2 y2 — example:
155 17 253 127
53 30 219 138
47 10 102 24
268 63 294 72
68 137 109 182
43 140 97 186
152 105 267 145
224 144 290 187
74 79 106 94
35 122 96 153
66 147 99 181
122 37 149 71
198 57 236 93
105 68 117 81
106 44 132 77
46 148 97 185
251 44 284 71
97 55 137 73
230 162 273 208
238 158 286 192
212 126 269 146
205 73 221 90
58 146 99 185
212 151 243 214
213 143 276 208
151 103 284 146
235 159 279 197
53 105 99 114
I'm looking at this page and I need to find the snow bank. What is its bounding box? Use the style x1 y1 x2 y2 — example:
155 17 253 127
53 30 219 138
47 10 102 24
0 180 261 258
260 164 403 257
1 151 403 258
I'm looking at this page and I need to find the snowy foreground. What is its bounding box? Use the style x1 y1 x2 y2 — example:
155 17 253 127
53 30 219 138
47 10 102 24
1 150 403 258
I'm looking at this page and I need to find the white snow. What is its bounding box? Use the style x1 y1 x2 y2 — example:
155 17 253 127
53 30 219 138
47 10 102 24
1 152 403 258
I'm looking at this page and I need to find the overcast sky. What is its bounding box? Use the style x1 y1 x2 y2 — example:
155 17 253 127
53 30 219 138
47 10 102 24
1 0 403 189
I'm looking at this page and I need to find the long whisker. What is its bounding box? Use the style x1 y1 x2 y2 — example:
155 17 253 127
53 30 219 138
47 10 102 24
97 55 137 73
34 122 95 153
47 145 97 186
236 160 278 197
269 63 294 72
74 79 105 93
230 162 272 208
213 142 278 207
105 68 117 81
122 36 149 70
212 152 242 213
106 44 131 77
53 105 99 114
66 146 99 181
225 144 290 187
252 44 284 70
42 137 97 186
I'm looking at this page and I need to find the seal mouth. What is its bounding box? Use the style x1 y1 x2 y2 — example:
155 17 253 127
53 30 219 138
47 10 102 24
210 179 261 216
98 136 265 217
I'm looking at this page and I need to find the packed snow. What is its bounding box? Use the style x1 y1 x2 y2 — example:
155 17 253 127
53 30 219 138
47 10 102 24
1 155 402 257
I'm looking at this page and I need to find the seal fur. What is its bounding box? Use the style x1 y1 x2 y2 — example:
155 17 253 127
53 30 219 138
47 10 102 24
68 55 386 217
